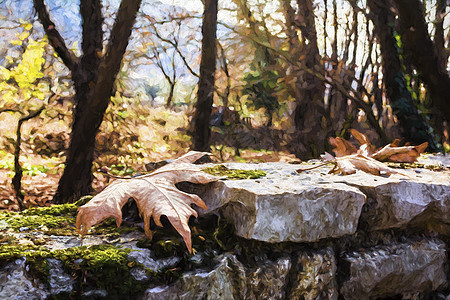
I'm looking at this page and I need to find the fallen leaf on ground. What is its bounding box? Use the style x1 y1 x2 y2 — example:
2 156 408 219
331 130 428 164
76 151 218 253
328 153 408 176
371 142 428 163
349 129 376 155
329 137 357 157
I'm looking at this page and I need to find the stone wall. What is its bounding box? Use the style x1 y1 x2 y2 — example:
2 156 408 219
0 160 449 299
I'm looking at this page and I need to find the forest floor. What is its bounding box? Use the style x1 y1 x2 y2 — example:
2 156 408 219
0 104 303 211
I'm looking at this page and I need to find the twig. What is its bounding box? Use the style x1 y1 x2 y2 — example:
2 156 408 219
98 167 134 179
12 105 45 210
296 162 332 172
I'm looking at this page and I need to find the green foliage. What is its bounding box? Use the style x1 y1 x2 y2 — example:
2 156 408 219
109 163 136 176
0 151 62 176
0 24 49 108
241 67 280 126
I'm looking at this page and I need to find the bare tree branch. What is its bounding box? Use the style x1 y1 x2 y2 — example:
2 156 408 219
146 19 200 78
33 0 78 73
90 0 142 112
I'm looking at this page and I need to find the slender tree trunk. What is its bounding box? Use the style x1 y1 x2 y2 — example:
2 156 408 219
192 0 218 151
166 81 175 108
393 0 450 121
290 0 327 159
35 0 142 203
434 0 448 74
368 0 437 149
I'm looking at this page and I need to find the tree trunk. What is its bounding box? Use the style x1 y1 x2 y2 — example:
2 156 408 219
368 0 437 150
393 0 450 121
434 0 448 74
166 81 175 108
35 0 142 203
191 0 218 151
291 0 327 159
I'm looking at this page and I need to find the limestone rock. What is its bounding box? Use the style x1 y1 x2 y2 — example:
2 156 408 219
289 247 338 300
200 163 366 243
355 176 450 232
143 248 341 300
142 254 247 300
340 239 447 299
143 254 295 300
0 258 48 300
245 257 291 300
199 162 450 240
309 165 450 233
47 258 74 295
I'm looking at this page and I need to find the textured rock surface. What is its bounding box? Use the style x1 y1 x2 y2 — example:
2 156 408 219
199 162 450 239
289 247 338 300
340 239 447 299
355 177 450 233
245 256 291 300
143 248 338 300
200 163 366 243
143 254 247 300
0 258 48 300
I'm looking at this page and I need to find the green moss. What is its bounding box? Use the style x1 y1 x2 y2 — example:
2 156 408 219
0 203 79 235
74 195 93 207
23 203 78 217
0 200 139 237
0 242 149 298
91 217 142 237
202 165 267 179
0 211 76 235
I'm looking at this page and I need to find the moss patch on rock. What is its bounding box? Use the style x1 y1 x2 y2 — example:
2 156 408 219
0 209 76 235
0 242 149 298
202 165 267 179
0 199 140 236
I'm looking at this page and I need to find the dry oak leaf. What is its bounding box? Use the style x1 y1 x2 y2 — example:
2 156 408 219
329 136 357 157
322 152 408 176
76 151 218 253
371 142 428 163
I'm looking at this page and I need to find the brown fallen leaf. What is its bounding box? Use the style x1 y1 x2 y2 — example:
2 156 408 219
329 137 357 157
76 151 218 253
331 154 408 176
297 152 408 177
371 142 428 163
332 129 428 163
349 129 377 155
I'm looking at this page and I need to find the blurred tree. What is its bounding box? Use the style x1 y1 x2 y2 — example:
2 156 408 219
393 0 450 122
192 0 218 151
284 0 327 159
242 67 280 127
368 0 437 150
33 0 142 203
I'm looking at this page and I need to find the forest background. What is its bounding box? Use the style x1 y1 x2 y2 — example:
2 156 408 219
0 0 449 209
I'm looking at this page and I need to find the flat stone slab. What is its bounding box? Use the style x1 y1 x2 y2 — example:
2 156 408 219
197 161 450 242
340 239 447 299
